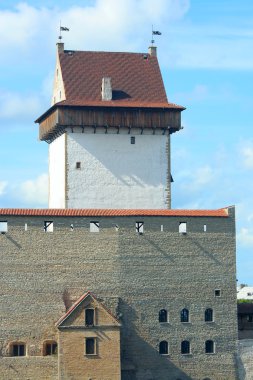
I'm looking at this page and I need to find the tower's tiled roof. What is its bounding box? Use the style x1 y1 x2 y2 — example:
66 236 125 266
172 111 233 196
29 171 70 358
0 208 229 217
58 50 183 108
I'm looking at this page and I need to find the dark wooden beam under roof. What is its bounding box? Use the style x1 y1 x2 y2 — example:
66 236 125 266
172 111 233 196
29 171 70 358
36 104 184 142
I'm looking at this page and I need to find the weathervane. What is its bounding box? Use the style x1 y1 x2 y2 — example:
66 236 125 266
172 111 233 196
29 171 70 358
58 21 69 41
151 25 161 45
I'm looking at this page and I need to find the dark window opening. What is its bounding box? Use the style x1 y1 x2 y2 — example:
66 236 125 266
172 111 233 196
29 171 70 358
181 340 190 354
215 289 221 297
159 309 168 323
45 342 57 355
181 308 189 323
76 162 81 169
159 340 168 355
205 340 214 354
11 343 25 357
85 308 95 326
205 308 213 322
86 338 95 355
131 136 135 144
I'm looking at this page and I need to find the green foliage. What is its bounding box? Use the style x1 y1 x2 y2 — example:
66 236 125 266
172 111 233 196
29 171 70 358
237 299 253 304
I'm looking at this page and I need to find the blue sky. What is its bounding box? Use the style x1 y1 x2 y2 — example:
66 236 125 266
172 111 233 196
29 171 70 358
0 0 252 284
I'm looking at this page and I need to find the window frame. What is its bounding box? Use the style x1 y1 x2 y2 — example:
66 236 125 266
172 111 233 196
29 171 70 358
205 340 215 354
85 308 95 326
181 340 191 355
159 309 168 323
85 337 97 356
159 340 169 355
205 308 214 322
181 308 190 323
10 342 26 357
44 340 58 356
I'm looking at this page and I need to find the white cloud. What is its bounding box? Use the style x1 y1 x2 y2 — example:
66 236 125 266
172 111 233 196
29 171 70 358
240 142 253 169
1 0 252 70
238 227 253 248
0 90 42 120
19 173 48 206
180 165 215 192
0 181 7 196
175 84 209 104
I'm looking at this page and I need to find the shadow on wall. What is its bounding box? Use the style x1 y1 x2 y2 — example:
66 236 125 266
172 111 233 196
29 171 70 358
118 299 193 380
71 133 168 187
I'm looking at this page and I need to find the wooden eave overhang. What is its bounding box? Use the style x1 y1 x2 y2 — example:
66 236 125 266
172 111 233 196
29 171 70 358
35 102 186 143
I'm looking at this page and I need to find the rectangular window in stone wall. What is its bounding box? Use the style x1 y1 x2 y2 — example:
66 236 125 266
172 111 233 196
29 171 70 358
85 337 97 355
44 221 53 232
44 341 57 356
0 221 8 233
85 308 95 326
136 222 144 234
11 343 26 357
179 222 187 234
90 221 99 232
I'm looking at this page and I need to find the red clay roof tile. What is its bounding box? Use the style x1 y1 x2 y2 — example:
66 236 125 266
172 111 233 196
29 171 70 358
0 208 228 217
58 50 184 108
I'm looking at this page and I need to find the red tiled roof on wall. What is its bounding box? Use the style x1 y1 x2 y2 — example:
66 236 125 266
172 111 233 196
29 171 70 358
0 208 229 217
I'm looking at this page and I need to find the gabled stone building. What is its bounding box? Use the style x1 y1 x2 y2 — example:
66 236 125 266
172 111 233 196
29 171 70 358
0 43 238 380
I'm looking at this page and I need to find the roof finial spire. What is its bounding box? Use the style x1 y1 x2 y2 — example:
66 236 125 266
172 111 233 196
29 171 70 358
151 25 161 46
58 20 69 42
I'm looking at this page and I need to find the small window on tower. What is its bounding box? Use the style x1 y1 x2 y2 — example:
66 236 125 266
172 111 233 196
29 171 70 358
215 289 221 297
76 162 81 169
131 136 135 144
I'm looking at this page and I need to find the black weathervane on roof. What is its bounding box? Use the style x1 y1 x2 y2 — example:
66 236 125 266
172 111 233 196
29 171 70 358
58 21 70 41
151 25 162 45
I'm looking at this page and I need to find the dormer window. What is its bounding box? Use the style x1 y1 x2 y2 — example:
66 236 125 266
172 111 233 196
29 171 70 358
85 308 95 326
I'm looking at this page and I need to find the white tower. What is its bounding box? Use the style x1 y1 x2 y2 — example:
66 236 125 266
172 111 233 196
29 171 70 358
36 44 184 209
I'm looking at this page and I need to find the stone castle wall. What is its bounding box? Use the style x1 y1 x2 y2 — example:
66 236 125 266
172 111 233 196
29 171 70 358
0 210 237 379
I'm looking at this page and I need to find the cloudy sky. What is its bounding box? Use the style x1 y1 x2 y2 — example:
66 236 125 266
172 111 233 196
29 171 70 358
0 0 252 284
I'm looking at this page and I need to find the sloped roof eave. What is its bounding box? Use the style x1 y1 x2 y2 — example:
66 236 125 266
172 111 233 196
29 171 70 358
56 291 120 327
35 101 186 124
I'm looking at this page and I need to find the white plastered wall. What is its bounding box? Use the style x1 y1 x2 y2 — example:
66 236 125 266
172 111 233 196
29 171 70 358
65 130 170 209
49 133 66 208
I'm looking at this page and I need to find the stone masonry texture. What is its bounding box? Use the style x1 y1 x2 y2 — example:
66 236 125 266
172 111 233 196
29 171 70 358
0 208 237 379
